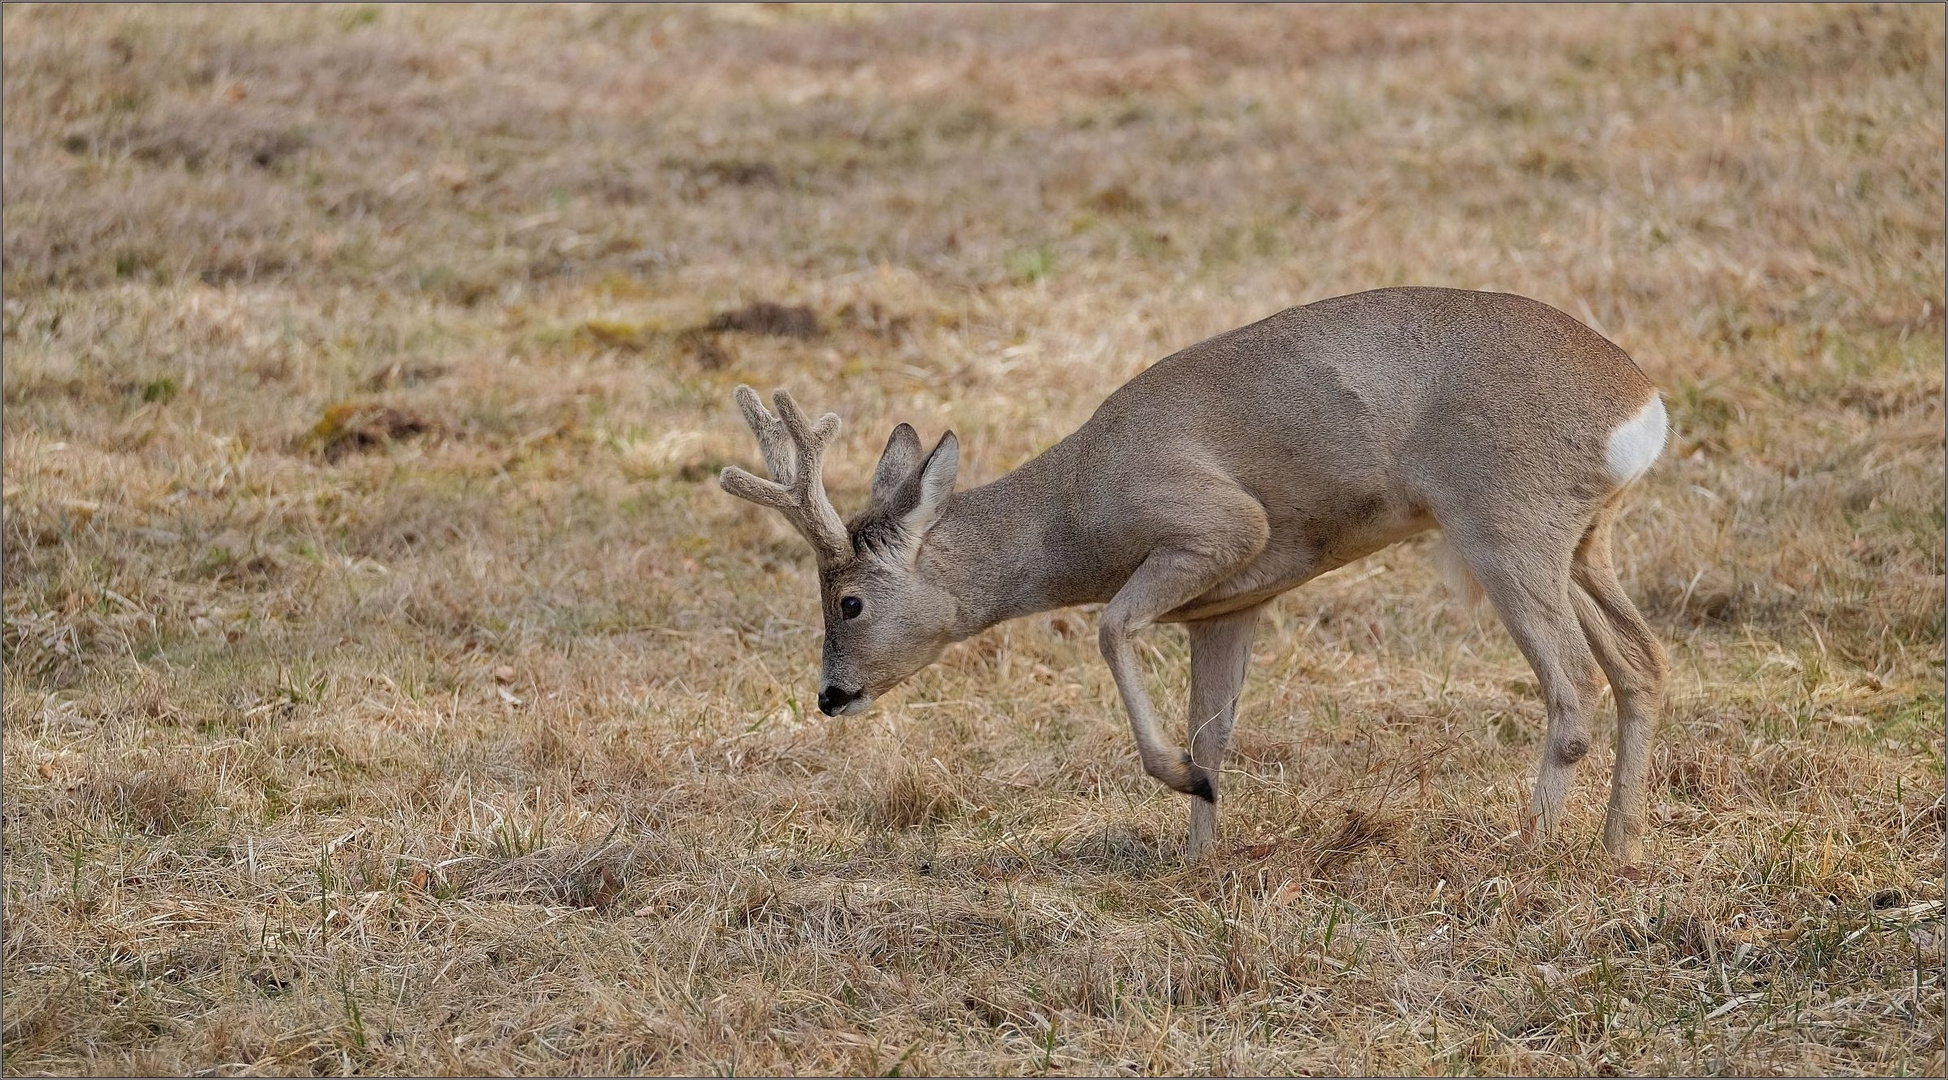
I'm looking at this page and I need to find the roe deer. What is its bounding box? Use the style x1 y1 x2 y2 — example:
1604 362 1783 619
720 287 1670 861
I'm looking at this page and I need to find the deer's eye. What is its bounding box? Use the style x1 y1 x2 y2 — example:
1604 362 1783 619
839 596 863 620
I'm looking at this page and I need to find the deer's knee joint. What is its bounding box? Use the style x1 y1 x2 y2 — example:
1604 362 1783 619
1611 636 1669 689
1097 615 1131 660
1643 640 1671 683
1555 733 1591 765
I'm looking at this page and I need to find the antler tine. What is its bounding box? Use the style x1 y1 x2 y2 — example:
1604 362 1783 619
719 385 852 564
733 384 796 485
771 389 840 454
769 389 849 558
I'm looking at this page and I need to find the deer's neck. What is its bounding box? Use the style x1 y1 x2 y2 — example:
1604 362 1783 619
918 438 1107 639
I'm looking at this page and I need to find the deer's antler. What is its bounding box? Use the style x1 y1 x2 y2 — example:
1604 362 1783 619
719 385 851 564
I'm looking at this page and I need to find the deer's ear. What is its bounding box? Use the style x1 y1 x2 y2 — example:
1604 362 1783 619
870 423 923 505
899 431 958 540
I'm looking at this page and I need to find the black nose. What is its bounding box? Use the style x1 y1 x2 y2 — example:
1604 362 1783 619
817 685 858 716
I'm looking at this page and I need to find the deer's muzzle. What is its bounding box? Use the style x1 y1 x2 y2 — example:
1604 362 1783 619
817 685 861 716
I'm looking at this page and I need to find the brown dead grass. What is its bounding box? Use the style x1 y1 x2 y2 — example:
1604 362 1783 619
3 3 1942 1075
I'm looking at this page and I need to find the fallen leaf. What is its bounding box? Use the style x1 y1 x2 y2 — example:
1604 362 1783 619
37 761 54 780
1272 880 1305 905
497 685 525 707
493 665 516 684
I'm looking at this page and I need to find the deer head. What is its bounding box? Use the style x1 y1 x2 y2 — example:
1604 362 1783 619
720 386 960 715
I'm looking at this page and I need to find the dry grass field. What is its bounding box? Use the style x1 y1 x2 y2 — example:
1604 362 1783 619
3 4 1944 1075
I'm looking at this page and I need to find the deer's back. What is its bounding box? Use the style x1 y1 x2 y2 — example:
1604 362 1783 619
1072 288 1659 550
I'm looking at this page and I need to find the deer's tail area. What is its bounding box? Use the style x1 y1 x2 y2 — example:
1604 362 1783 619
1430 391 1666 609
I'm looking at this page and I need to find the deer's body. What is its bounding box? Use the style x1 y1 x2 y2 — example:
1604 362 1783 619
722 287 1670 862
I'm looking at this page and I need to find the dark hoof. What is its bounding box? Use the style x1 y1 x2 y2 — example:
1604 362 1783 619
1185 754 1215 804
1144 752 1216 802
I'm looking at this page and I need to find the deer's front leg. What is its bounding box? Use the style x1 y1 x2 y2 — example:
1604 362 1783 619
1097 512 1267 812
1185 604 1263 858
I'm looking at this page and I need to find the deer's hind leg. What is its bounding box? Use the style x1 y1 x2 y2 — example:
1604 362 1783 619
1569 499 1669 863
1440 510 1604 841
1186 604 1264 858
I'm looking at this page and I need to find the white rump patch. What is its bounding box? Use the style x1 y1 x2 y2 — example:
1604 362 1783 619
1606 394 1668 485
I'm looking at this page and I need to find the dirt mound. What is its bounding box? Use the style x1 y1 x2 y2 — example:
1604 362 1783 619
703 301 819 339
